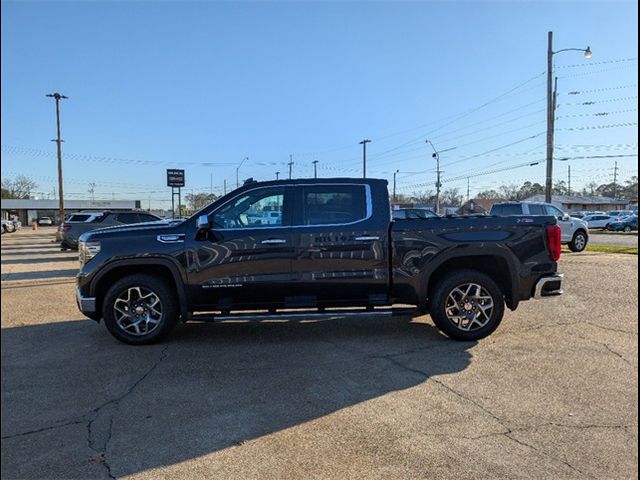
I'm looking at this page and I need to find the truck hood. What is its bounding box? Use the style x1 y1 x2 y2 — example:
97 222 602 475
79 220 184 241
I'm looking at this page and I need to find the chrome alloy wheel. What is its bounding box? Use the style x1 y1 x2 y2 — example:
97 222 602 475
574 233 586 250
444 283 494 332
113 287 163 336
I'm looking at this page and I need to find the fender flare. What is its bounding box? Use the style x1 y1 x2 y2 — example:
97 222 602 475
418 245 520 310
90 257 189 318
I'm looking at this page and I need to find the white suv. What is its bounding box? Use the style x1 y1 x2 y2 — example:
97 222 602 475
490 201 589 252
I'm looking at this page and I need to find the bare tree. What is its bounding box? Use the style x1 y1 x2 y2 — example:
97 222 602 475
185 192 218 212
1 175 38 199
442 187 464 206
410 190 435 205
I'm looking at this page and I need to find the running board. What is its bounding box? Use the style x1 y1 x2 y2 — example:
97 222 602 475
191 307 419 323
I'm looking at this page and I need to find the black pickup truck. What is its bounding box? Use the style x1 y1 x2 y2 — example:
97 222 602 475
76 178 563 345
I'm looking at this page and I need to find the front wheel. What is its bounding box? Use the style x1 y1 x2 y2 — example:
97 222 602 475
568 230 588 252
623 226 632 233
102 274 178 345
429 270 505 341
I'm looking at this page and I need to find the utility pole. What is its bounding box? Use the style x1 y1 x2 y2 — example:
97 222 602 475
359 139 371 178
393 169 399 203
288 155 294 179
210 173 213 195
46 92 68 224
467 177 470 203
275 171 280 180
312 160 319 179
613 161 619 198
567 165 571 196
224 179 227 195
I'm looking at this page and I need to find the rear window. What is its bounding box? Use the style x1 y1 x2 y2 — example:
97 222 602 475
301 185 367 225
491 204 522 216
68 214 91 222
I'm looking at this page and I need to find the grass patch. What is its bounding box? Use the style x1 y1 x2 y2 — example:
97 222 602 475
563 245 638 255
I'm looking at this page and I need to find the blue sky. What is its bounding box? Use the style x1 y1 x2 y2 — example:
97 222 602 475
1 0 638 208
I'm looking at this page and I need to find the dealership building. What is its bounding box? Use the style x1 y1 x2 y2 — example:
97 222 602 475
0 198 143 225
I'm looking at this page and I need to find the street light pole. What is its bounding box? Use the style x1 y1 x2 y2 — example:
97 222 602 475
312 160 319 179
275 171 280 180
393 169 399 202
288 155 294 179
359 139 371 178
236 157 248 188
46 92 68 224
545 31 592 203
425 140 442 215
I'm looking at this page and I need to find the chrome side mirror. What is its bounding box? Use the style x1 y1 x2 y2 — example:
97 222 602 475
561 213 570 221
197 215 211 230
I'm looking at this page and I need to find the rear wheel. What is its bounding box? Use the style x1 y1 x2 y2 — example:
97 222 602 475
103 274 178 345
568 230 588 252
429 270 505 341
623 226 632 233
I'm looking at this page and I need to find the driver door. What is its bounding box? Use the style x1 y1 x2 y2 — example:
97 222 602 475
188 186 294 310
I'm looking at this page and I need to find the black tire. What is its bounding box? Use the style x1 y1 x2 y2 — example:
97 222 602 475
429 269 505 341
102 274 178 345
623 226 632 233
568 230 588 252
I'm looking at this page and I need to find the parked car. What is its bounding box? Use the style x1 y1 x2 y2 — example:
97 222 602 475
56 212 107 242
37 217 53 226
607 210 635 221
490 201 589 252
1 219 16 234
582 214 615 230
61 211 163 250
76 178 563 345
392 208 439 220
607 215 638 232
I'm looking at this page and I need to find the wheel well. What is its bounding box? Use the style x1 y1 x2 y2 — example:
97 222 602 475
427 255 512 305
573 229 587 238
93 264 178 315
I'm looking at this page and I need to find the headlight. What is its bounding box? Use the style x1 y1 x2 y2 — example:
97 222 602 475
79 240 101 264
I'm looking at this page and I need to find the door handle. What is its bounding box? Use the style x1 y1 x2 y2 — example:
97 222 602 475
355 236 380 241
261 238 287 244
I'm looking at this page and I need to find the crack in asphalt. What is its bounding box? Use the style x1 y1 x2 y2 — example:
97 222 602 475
2 346 170 480
0 419 86 440
572 334 637 369
85 345 170 479
376 354 617 478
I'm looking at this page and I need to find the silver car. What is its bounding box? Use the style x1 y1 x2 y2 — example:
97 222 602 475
490 201 589 252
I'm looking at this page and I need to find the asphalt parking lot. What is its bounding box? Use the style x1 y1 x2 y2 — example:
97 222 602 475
1 228 638 479
588 231 638 247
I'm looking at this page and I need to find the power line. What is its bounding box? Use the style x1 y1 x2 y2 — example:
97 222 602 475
561 122 638 131
555 57 637 69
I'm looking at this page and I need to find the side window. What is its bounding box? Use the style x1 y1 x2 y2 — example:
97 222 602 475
138 214 159 223
213 187 284 229
490 205 503 215
546 205 564 217
501 204 523 215
528 204 545 215
302 185 367 225
116 213 140 224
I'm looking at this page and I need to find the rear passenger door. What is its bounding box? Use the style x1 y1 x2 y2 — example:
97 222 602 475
289 183 390 307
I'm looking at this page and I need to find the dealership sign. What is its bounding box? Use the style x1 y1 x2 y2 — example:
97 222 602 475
166 169 185 187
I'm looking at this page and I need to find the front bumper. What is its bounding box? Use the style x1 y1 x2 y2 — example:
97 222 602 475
533 273 563 299
76 288 97 317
